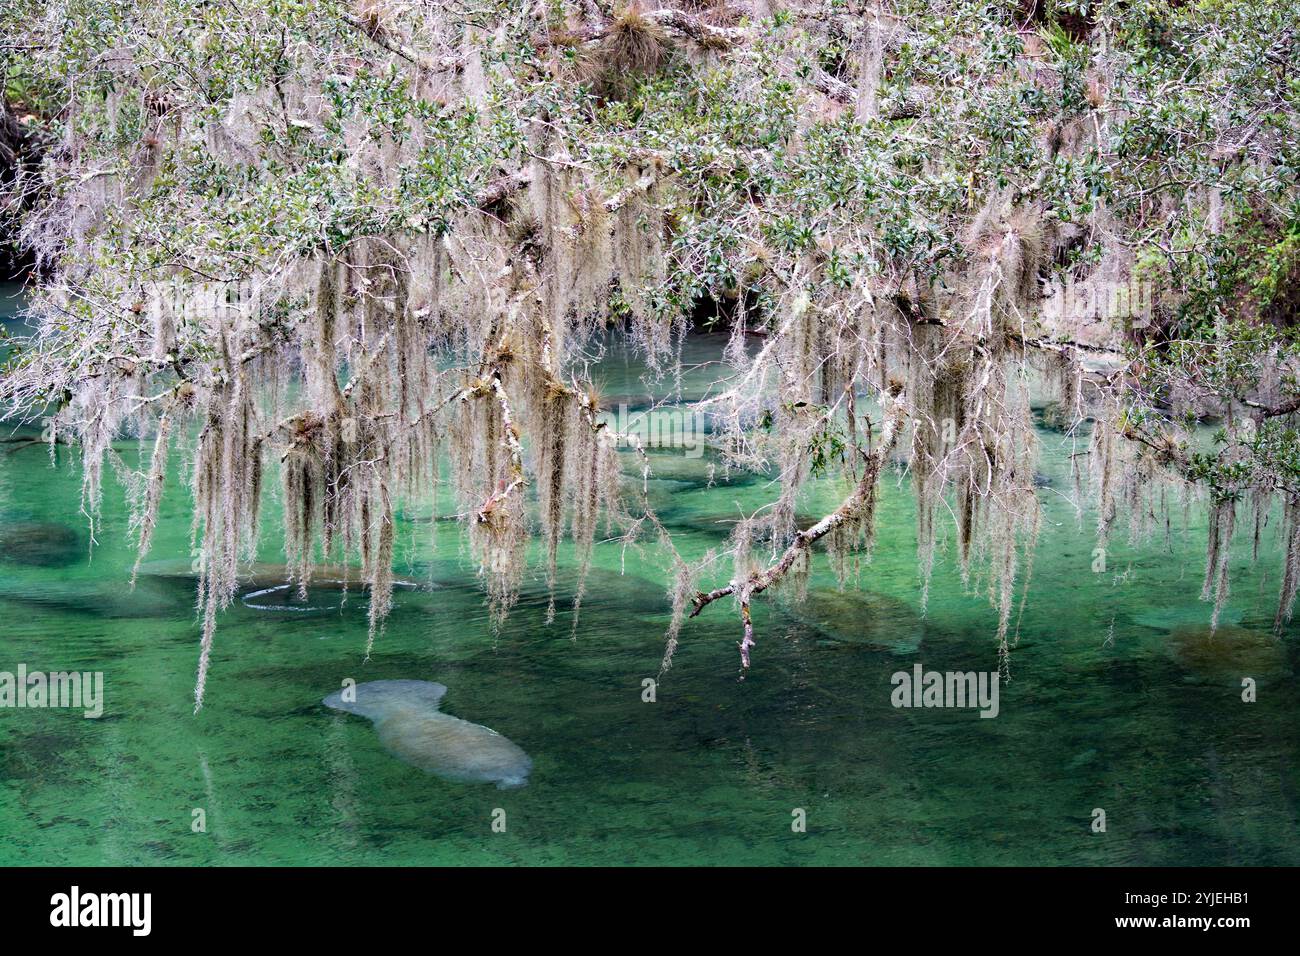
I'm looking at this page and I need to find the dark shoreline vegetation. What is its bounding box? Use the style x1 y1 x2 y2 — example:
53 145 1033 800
1 0 1299 868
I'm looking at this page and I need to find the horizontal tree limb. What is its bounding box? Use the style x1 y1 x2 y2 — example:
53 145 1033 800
690 389 908 619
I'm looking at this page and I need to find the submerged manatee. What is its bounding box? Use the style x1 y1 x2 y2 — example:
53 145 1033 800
1167 624 1290 681
787 586 925 654
0 521 81 567
136 559 419 590
323 680 532 788
137 559 422 612
659 510 823 536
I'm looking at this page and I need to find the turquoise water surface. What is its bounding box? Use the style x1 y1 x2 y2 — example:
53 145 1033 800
1 285 1297 865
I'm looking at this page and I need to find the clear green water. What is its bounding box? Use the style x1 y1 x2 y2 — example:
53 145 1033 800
2 286 1297 866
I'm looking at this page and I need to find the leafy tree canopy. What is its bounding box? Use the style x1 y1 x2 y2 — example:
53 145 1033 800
1 0 1298 708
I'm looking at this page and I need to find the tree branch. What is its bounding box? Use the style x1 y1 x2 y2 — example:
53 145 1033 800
689 389 908 666
338 12 462 73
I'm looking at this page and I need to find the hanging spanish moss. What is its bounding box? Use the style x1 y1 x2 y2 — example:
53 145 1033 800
4 0 1299 710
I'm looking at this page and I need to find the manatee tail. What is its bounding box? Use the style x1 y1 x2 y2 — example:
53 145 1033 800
322 680 448 720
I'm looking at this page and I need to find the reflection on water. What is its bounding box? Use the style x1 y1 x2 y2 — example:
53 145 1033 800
0 287 1297 865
